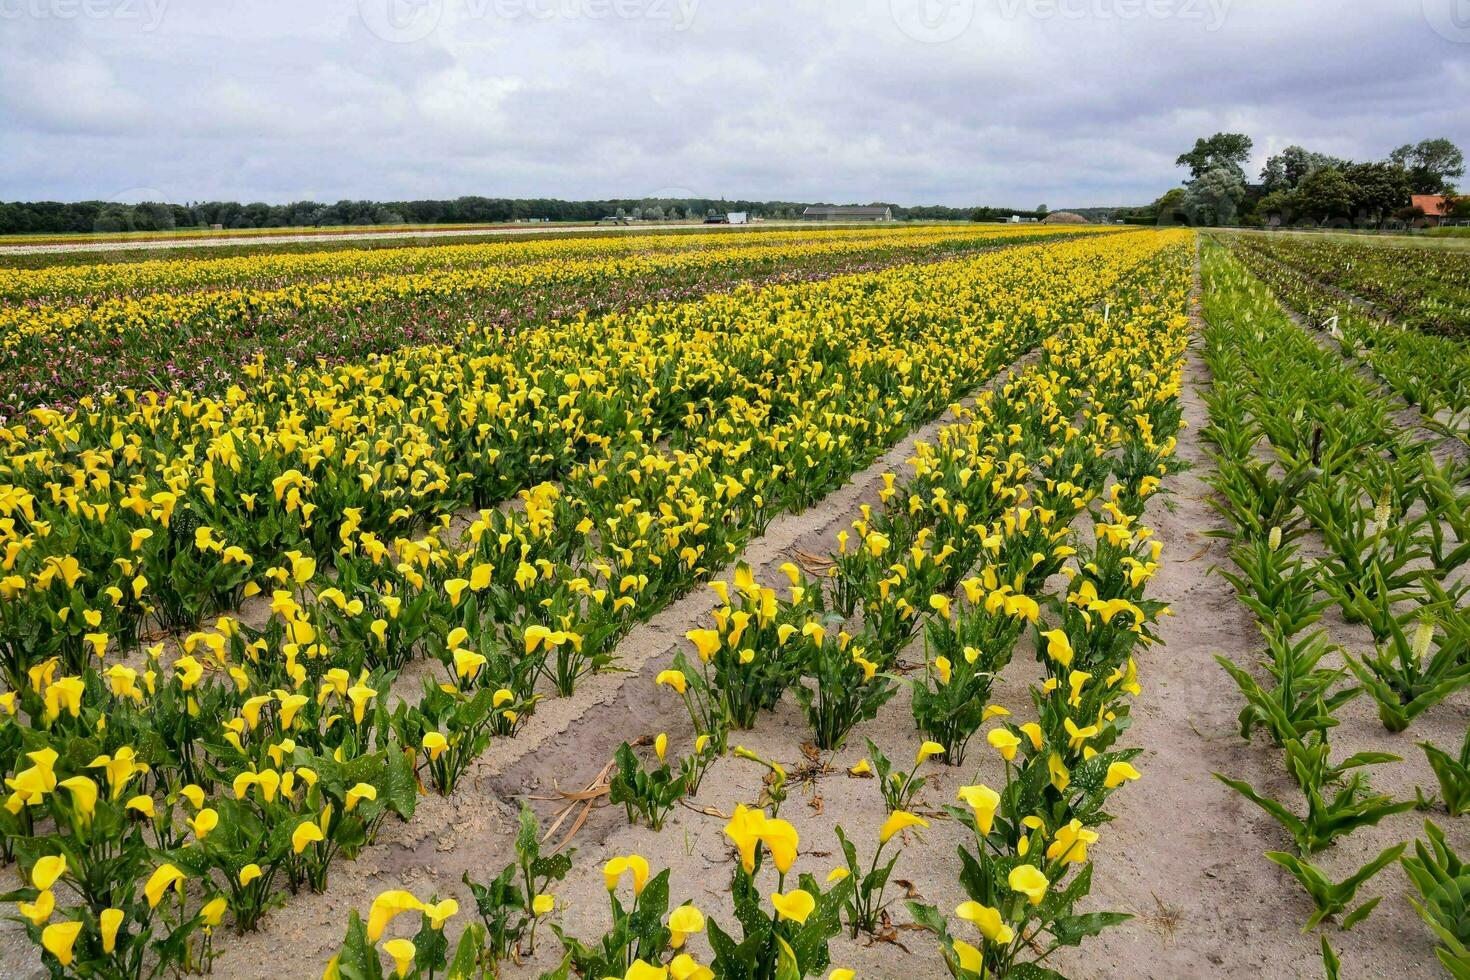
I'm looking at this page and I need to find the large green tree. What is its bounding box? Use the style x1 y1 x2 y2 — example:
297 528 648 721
1388 138 1466 194
1176 133 1254 180
1259 145 1347 193
1344 162 1413 223
1183 166 1247 225
1294 167 1356 221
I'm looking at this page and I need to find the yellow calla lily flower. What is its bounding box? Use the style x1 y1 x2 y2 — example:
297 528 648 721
956 784 1001 836
100 907 125 953
1008 864 1049 905
916 740 946 765
41 920 83 967
366 890 423 942
18 888 55 926
31 854 66 890
667 903 705 948
1105 761 1141 789
956 900 1015 944
144 863 186 909
879 810 929 844
291 819 325 854
655 669 687 695
381 937 416 977
769 888 816 923
987 728 1021 761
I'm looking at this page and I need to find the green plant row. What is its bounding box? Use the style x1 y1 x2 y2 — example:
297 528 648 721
1221 233 1470 453
1199 235 1470 975
1227 232 1470 338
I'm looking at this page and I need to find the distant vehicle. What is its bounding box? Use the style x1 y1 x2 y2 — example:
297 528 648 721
598 216 632 225
727 212 749 225
703 214 729 224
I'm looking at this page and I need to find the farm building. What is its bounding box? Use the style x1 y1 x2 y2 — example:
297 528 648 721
1041 211 1089 224
1411 194 1451 225
802 205 894 221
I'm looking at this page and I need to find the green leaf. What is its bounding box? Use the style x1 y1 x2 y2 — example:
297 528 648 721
1321 935 1341 980
381 747 419 817
536 954 572 980
532 850 574 884
516 802 540 862
333 912 383 980
1050 911 1131 946
1214 772 1308 844
1339 896 1382 932
413 915 450 973
629 869 672 960
905 901 949 937
775 935 802 980
1008 963 1070 980
707 918 742 968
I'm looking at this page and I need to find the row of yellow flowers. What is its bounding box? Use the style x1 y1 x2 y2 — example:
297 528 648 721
0 223 1084 305
0 225 1097 352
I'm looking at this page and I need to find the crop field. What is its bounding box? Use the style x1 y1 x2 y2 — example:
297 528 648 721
2 221 1470 980
0 223 1092 420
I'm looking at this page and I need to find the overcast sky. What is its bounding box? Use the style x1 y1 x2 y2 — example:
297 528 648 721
2 0 1467 207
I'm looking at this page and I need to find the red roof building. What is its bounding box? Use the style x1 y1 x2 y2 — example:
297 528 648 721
1411 194 1451 225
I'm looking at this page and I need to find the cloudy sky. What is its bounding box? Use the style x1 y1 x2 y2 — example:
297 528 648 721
1 0 1467 207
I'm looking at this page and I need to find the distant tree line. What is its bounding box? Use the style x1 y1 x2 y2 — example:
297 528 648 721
967 206 1052 222
0 197 983 236
1117 133 1468 228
